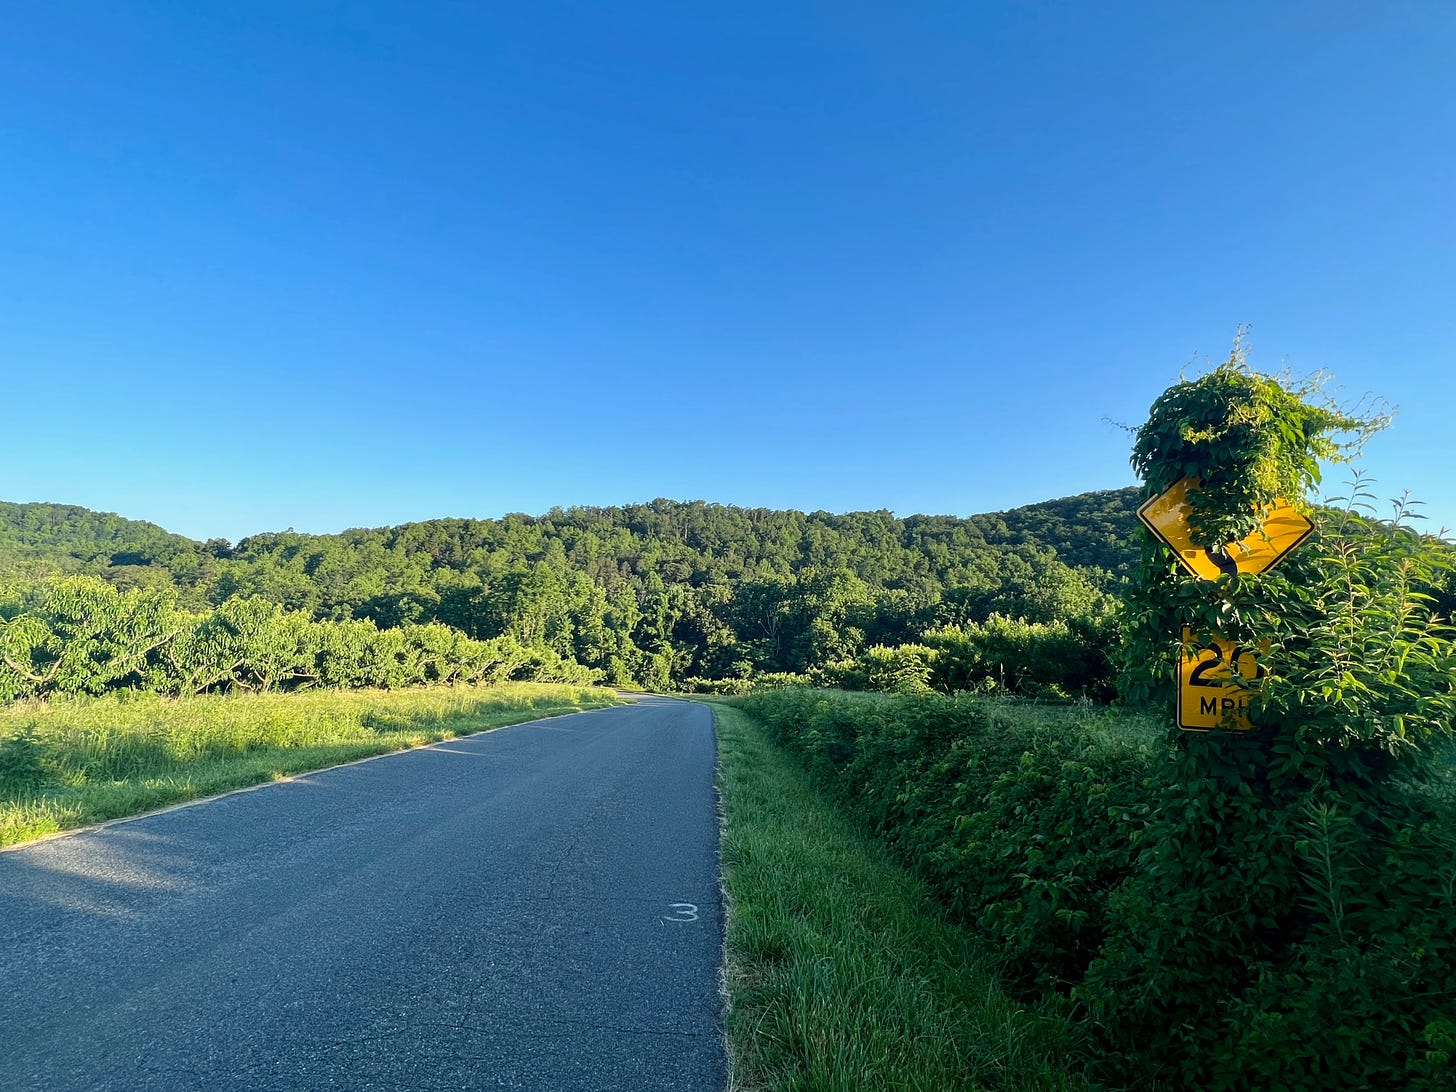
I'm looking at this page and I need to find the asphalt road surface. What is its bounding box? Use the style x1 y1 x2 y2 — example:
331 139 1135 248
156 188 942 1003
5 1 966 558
0 697 725 1092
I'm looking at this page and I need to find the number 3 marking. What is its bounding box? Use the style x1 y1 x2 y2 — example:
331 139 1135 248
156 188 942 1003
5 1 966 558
663 903 698 923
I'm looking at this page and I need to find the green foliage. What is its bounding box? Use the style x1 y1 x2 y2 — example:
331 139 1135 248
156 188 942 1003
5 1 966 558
1087 347 1456 1088
0 576 178 698
1129 336 1385 548
923 615 1115 699
0 727 45 795
1256 485 1456 763
0 502 199 594
985 488 1144 577
826 643 939 695
817 600 1119 701
731 688 1156 995
0 578 601 703
1 493 1145 694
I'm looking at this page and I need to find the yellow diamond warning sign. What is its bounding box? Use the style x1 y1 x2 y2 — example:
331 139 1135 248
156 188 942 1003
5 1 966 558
1177 628 1267 732
1138 477 1314 581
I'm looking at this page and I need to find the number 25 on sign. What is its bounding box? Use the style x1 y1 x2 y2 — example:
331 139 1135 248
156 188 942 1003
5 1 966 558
1177 628 1267 732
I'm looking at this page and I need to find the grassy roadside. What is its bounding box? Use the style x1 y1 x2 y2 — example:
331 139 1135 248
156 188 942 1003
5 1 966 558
710 700 1100 1092
0 682 624 847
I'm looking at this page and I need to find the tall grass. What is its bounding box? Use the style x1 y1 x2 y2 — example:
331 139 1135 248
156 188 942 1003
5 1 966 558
712 701 1101 1091
0 683 623 846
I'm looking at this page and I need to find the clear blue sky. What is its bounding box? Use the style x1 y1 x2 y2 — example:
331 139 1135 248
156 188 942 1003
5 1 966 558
4 2 1453 543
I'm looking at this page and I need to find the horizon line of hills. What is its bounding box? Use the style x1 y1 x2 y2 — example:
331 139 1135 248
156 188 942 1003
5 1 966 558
1 490 1143 691
1 489 1143 554
0 488 1143 588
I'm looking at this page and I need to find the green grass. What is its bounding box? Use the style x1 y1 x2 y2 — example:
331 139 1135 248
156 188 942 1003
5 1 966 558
0 682 624 847
711 700 1102 1092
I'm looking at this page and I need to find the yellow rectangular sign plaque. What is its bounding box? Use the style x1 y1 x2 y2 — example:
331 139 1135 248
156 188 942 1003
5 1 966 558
1177 627 1266 732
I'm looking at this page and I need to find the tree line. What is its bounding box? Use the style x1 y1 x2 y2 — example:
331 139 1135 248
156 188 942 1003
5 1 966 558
1 493 1142 698
3 488 1450 701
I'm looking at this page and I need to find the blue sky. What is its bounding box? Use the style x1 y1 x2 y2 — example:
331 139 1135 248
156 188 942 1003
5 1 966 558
4 2 1453 542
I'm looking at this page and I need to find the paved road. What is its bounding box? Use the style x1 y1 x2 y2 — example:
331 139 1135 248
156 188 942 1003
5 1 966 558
0 697 724 1092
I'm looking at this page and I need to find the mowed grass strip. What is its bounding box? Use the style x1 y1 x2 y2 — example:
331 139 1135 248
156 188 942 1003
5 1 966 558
0 682 624 847
712 702 1100 1092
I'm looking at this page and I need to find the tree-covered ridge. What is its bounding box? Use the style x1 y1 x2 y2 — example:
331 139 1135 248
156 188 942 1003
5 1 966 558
0 491 1143 691
1 490 1145 582
982 487 1144 575
0 502 201 581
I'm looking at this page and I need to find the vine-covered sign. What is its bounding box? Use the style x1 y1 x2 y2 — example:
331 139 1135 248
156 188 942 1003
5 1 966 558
1176 627 1267 731
1138 477 1313 581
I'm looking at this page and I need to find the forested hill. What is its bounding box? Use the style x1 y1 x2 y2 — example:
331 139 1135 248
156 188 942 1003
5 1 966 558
0 489 1142 689
967 488 1140 574
0 490 1142 586
0 502 202 576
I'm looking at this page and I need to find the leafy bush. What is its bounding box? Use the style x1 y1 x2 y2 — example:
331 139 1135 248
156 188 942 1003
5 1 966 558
822 643 938 695
681 676 755 695
732 688 1155 992
924 615 1115 700
819 614 1118 700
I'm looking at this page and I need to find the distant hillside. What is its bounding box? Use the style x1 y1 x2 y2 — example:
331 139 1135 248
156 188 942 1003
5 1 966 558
0 501 204 587
963 487 1142 576
1 490 1144 589
0 490 1143 686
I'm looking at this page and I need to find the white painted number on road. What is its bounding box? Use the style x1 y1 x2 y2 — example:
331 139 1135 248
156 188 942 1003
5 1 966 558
663 903 699 923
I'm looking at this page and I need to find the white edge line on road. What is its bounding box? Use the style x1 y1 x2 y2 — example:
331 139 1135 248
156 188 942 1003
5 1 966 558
0 701 635 856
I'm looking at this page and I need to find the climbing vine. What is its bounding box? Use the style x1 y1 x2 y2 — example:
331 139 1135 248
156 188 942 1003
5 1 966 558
1082 341 1456 1090
1129 334 1383 550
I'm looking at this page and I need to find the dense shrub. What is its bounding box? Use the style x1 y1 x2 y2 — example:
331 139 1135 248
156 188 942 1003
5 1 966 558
0 728 45 794
732 688 1155 992
924 615 1116 699
735 682 1456 1087
819 614 1118 700
681 676 755 695
681 671 815 696
821 643 938 695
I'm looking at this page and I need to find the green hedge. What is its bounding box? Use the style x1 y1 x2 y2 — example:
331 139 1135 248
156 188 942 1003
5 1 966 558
731 688 1155 994
732 688 1456 1089
818 615 1118 701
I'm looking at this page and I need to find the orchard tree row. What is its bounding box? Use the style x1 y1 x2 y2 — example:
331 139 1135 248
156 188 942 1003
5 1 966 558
0 576 595 702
